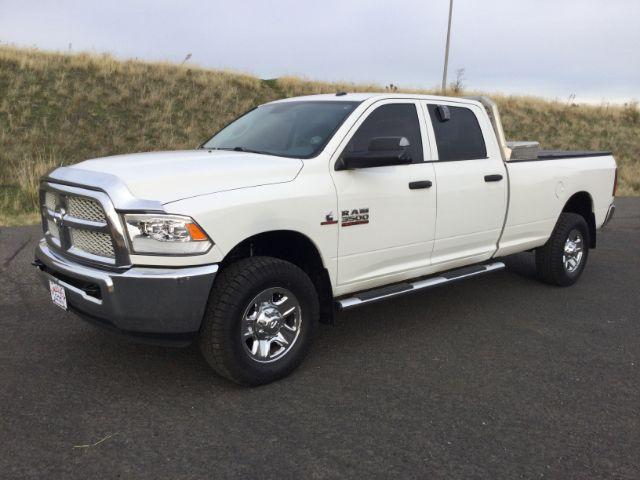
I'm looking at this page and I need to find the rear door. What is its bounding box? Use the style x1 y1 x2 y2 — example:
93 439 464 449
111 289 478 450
422 101 507 266
331 100 437 290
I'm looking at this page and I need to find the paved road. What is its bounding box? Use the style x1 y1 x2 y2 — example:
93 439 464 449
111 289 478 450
1 198 639 479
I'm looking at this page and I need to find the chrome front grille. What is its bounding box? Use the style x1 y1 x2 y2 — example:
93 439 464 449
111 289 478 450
67 196 106 223
43 191 63 245
40 183 128 266
45 191 57 211
70 228 115 258
46 219 60 241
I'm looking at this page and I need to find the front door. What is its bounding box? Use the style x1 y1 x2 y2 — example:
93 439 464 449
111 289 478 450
330 100 437 291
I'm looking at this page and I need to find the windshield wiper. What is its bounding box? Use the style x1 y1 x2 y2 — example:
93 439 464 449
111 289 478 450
201 146 272 155
230 146 271 155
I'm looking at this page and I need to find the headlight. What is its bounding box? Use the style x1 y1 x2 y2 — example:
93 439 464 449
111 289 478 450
124 214 212 255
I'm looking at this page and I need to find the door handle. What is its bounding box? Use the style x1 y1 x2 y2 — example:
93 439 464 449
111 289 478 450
409 180 432 189
484 174 503 182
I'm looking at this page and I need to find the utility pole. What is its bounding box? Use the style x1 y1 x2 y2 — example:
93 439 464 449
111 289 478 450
441 0 454 94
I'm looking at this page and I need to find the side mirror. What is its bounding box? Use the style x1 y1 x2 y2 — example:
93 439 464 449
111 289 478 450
435 105 450 122
336 136 412 170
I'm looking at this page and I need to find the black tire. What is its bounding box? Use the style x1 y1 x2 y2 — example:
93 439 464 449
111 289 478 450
535 212 590 286
199 256 319 386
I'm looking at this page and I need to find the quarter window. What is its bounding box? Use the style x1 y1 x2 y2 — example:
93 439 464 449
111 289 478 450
428 105 487 161
343 103 424 163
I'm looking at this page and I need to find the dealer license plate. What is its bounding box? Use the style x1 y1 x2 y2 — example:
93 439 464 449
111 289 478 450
49 280 68 310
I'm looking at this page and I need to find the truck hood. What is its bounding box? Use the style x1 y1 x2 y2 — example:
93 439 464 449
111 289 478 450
71 150 304 204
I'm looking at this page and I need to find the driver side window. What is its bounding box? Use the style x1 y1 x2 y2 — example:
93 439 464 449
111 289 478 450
343 103 424 163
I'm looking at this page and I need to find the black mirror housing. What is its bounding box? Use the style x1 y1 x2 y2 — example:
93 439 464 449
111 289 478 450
435 105 450 122
336 136 413 170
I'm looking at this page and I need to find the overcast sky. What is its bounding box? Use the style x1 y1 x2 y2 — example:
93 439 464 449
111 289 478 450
1 0 638 102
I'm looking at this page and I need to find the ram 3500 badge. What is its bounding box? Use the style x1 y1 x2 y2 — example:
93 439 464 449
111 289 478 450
341 208 369 226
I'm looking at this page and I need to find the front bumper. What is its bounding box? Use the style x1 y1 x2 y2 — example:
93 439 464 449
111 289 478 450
34 240 217 344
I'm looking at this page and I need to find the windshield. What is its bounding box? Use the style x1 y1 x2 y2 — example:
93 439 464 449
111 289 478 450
201 101 360 159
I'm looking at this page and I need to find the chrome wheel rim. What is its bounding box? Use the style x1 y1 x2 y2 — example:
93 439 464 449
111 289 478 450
563 229 584 273
241 287 302 363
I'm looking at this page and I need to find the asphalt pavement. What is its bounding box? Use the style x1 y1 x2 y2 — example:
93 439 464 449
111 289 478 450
1 198 639 479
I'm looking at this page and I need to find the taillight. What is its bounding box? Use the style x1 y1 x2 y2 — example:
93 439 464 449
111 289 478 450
613 168 618 197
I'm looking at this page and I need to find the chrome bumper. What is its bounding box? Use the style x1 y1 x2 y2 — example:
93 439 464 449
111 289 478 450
34 240 217 341
602 203 616 229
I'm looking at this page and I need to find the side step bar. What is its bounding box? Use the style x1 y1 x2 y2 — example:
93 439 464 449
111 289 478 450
336 261 505 310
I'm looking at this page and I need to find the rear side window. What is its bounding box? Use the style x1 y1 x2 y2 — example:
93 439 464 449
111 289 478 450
427 105 487 161
344 103 424 163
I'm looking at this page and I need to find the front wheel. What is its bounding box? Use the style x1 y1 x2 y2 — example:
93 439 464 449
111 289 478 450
199 256 319 386
535 212 590 286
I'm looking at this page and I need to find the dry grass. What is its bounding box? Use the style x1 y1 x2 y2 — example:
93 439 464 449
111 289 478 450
0 46 638 225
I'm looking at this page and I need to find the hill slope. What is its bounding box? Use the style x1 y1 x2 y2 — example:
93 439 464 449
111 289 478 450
1 46 638 225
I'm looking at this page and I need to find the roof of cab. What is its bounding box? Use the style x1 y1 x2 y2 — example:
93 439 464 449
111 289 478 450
269 92 482 106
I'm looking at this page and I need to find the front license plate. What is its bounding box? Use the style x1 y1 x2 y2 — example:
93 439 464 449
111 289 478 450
49 280 68 310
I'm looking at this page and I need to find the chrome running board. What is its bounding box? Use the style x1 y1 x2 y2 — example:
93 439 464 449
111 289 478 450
335 261 505 310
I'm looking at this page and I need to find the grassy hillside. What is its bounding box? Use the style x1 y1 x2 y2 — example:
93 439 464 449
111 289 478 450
1 46 638 225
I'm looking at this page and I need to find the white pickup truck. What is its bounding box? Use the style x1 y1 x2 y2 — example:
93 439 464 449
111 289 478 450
34 93 617 385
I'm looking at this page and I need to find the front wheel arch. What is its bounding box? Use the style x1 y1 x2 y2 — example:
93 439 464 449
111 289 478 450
219 230 334 324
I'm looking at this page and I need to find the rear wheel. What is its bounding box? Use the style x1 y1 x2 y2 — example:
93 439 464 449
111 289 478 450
535 212 590 286
199 256 319 386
